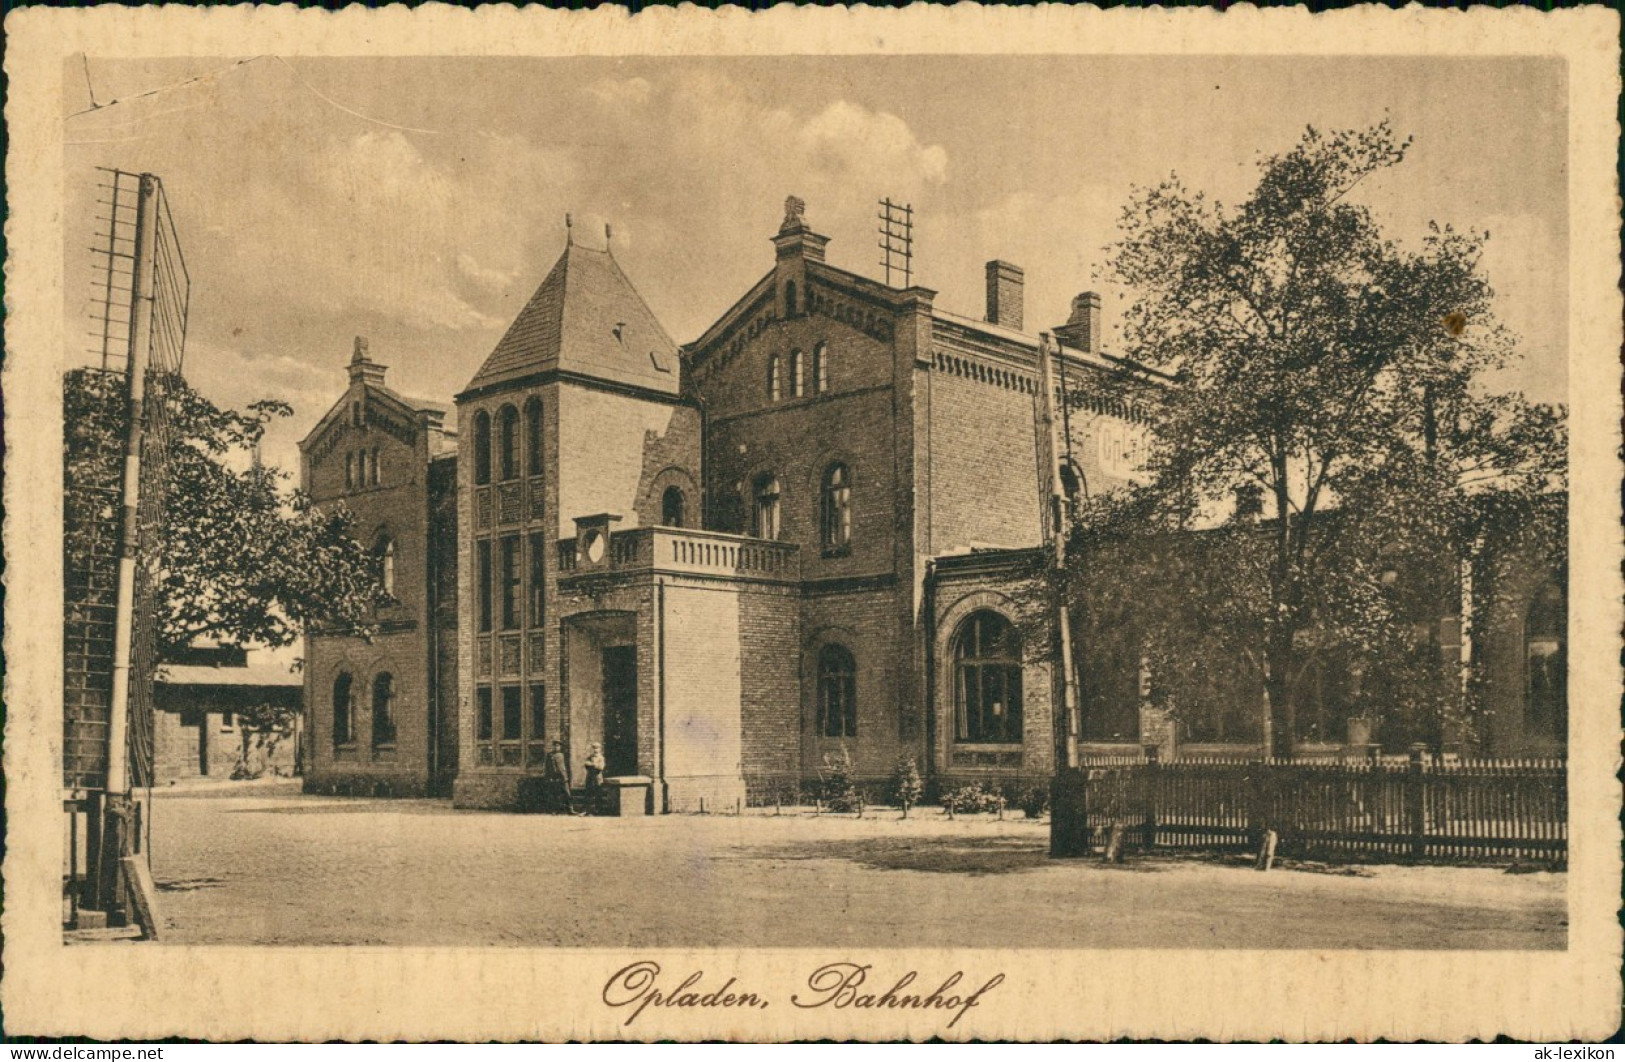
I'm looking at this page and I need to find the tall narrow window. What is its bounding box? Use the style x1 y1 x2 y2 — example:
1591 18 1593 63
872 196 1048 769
752 474 781 540
473 411 492 485
529 684 547 744
953 611 1024 744
525 397 544 476
661 486 686 528
528 532 546 627
785 280 798 316
767 354 782 403
789 349 804 398
500 535 521 630
817 644 857 738
1526 583 1567 740
344 453 355 491
813 341 830 394
476 687 493 742
501 686 522 742
371 673 396 748
332 673 354 746
477 540 493 633
375 534 396 597
820 464 851 551
498 405 520 482
356 450 368 489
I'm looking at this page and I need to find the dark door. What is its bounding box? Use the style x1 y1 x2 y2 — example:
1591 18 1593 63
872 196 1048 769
602 646 639 776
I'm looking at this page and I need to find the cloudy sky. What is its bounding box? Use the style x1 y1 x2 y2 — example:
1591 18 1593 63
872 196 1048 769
63 55 1568 476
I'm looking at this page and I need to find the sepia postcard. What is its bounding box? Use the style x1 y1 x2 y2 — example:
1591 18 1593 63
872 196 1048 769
4 2 1621 1043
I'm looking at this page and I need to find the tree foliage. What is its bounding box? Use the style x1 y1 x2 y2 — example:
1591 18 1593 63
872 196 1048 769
1069 122 1566 755
65 367 388 659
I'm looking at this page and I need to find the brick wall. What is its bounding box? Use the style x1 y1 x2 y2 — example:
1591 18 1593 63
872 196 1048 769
738 582 802 789
302 379 444 795
555 386 701 538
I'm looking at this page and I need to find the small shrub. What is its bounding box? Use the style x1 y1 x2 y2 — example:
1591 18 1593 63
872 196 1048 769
1014 783 1050 819
818 749 863 814
890 757 924 818
942 782 1003 816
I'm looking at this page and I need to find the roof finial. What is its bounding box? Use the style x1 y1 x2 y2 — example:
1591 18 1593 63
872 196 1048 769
565 212 573 246
781 194 807 233
605 222 613 246
351 335 369 364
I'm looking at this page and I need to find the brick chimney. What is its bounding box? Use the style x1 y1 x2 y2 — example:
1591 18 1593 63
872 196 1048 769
984 260 1024 331
1054 291 1102 353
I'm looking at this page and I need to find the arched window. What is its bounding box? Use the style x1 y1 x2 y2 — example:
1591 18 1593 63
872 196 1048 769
332 673 354 746
473 411 492 486
813 341 830 394
817 644 857 738
820 464 851 551
375 534 396 597
789 349 804 398
785 280 798 316
953 611 1024 744
1526 583 1567 740
356 450 368 489
662 485 686 528
767 354 783 403
525 397 544 477
372 673 396 748
498 405 520 482
752 474 781 540
344 453 355 491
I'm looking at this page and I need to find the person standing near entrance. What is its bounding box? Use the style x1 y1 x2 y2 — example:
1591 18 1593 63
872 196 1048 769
544 740 575 814
584 742 606 810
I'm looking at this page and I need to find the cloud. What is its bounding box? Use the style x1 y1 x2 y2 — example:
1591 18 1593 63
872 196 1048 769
456 252 519 291
797 101 948 189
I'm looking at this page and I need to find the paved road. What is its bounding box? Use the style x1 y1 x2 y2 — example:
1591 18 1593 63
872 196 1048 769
137 785 1566 949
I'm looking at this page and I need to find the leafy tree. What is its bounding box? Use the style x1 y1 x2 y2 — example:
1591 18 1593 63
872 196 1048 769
65 367 388 660
1070 122 1566 756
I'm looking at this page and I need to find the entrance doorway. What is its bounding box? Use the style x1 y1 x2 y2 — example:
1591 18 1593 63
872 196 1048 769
602 646 638 776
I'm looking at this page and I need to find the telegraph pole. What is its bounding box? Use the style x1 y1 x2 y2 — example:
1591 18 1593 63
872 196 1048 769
1034 333 1081 769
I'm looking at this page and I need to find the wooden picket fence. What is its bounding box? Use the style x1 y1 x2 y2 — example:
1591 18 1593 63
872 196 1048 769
1062 751 1566 865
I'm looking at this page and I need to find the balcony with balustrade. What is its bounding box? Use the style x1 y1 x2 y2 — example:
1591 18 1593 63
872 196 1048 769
556 525 800 585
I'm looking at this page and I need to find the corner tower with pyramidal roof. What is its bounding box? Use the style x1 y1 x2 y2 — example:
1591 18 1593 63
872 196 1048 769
452 218 720 810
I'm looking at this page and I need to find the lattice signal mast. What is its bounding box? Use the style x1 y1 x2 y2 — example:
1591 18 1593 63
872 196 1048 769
67 169 190 925
878 198 913 288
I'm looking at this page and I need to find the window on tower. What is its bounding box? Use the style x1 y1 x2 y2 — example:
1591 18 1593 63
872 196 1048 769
525 397 544 477
498 405 520 482
473 411 492 486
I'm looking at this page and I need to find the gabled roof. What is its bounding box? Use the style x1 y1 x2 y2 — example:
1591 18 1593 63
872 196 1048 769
463 241 679 397
298 377 445 452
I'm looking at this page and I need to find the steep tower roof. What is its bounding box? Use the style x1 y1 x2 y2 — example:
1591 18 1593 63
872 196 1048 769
462 236 680 398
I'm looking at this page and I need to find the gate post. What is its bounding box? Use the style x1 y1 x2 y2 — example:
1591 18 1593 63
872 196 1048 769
1407 744 1427 859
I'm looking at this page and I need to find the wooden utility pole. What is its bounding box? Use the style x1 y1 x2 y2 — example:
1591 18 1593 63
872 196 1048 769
1034 333 1081 769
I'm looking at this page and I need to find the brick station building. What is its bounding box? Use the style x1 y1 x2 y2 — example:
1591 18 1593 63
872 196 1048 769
300 197 1565 808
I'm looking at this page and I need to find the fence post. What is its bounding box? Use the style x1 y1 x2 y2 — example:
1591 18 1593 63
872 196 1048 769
1246 758 1265 853
1142 744 1160 850
1407 744 1427 859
